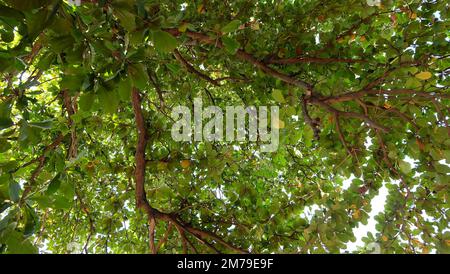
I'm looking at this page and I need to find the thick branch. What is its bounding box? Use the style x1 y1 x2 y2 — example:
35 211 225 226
267 57 367 65
131 88 246 254
320 89 450 104
131 88 154 216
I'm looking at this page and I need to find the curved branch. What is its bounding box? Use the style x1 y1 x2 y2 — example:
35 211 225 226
311 99 389 132
131 88 246 254
267 57 367 65
174 49 220 86
321 89 450 104
166 29 313 94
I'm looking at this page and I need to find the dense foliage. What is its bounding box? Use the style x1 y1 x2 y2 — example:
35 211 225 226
0 0 449 254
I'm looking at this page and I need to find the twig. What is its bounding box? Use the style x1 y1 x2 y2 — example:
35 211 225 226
334 113 353 156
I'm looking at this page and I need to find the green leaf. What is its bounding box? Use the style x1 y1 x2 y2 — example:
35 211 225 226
166 63 180 74
272 89 285 103
222 36 240 54
1 29 14 43
46 174 61 195
115 8 136 31
399 160 412 174
405 77 421 89
25 9 49 40
128 63 149 90
23 206 39 237
443 150 450 164
60 75 84 92
8 180 20 202
117 77 132 101
152 30 178 53
3 231 38 254
78 92 95 111
0 5 25 21
52 196 72 209
434 163 450 174
98 88 120 114
303 126 313 147
0 100 13 130
221 20 242 33
36 53 55 70
31 195 53 209
18 121 41 146
0 139 11 152
0 117 13 130
29 120 53 129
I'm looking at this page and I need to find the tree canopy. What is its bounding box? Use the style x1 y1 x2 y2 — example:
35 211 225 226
0 0 449 254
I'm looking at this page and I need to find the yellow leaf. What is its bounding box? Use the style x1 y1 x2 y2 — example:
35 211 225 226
197 4 205 14
352 209 361 219
180 159 191 169
273 118 285 129
409 12 417 19
157 161 168 170
360 36 366 42
250 21 260 30
415 71 432 80
422 247 429 254
384 102 391 109
381 235 388 242
178 22 188 33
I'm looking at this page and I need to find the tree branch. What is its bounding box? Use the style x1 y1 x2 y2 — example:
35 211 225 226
320 89 450 104
156 222 173 253
334 113 353 156
131 88 246 254
301 96 320 140
19 133 65 205
267 56 367 65
311 99 389 132
166 29 313 94
174 49 220 86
